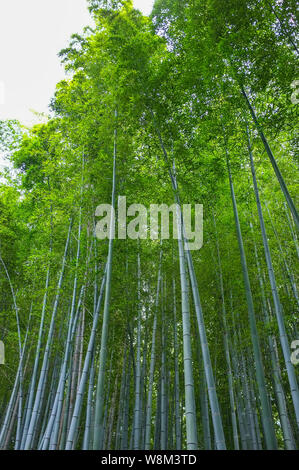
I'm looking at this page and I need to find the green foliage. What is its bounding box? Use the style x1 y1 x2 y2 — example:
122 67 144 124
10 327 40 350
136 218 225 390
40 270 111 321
0 0 298 451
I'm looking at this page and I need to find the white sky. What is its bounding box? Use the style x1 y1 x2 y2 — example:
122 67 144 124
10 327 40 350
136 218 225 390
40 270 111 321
0 0 155 127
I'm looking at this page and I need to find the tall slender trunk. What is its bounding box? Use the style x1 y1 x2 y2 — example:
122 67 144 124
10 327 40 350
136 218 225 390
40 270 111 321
241 86 299 230
150 111 225 449
247 126 299 429
251 222 296 449
93 111 117 449
212 212 239 449
65 268 107 449
133 252 142 450
265 202 299 308
160 279 167 450
226 153 277 449
172 279 182 450
23 219 72 450
20 264 50 449
145 249 163 449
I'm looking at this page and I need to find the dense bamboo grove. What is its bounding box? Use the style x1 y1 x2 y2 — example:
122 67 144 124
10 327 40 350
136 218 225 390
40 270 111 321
0 0 298 450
